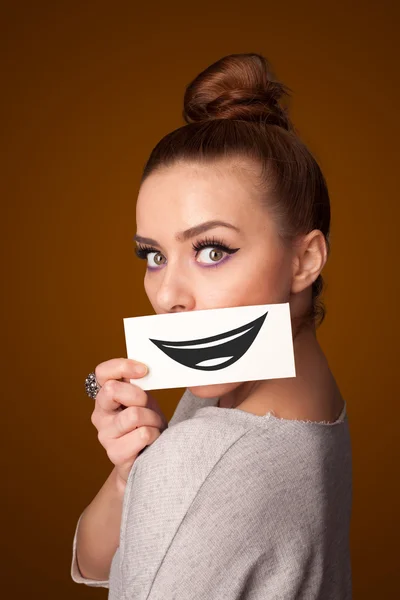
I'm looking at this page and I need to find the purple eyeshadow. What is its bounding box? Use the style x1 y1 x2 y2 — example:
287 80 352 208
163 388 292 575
196 254 232 269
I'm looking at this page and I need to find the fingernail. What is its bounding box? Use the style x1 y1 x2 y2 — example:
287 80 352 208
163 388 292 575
134 364 148 376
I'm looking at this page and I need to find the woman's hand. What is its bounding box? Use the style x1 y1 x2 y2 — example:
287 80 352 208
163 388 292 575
90 357 168 487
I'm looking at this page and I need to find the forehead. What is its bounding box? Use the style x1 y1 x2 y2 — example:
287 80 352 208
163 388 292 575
136 160 263 226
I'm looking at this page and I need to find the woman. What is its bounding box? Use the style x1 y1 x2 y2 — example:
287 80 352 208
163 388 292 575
71 53 352 599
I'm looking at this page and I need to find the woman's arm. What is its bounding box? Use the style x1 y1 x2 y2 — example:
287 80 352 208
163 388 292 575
74 466 126 582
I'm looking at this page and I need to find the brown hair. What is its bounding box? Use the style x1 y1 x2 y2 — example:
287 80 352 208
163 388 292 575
140 53 331 329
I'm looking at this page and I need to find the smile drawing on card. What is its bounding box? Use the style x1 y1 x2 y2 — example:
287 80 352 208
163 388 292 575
148 310 268 371
124 303 295 391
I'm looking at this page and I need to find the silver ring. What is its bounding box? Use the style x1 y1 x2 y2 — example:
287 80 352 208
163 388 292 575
85 371 101 399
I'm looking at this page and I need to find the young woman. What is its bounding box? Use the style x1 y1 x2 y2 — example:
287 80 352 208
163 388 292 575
72 53 352 599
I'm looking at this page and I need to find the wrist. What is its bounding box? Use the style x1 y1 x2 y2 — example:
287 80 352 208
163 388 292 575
112 468 127 496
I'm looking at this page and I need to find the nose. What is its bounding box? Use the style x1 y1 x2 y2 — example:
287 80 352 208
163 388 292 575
155 261 196 313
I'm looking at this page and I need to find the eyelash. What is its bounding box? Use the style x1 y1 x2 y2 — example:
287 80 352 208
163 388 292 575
135 244 159 259
191 236 236 254
135 236 237 261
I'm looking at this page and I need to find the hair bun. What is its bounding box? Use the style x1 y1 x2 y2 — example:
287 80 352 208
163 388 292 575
183 53 293 131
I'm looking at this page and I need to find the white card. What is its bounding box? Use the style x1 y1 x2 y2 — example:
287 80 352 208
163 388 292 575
123 302 296 391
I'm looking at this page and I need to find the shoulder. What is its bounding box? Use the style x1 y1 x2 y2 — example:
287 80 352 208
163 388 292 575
121 414 292 560
130 409 255 492
126 399 351 528
128 407 321 512
123 409 337 548
123 409 279 532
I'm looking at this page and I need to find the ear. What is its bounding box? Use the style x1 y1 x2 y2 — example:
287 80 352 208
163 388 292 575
291 230 327 294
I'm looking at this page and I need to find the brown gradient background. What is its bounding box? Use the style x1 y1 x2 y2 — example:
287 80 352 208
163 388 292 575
1 1 398 598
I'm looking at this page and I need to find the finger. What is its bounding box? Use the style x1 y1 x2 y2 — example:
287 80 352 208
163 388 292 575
105 426 161 465
95 358 148 387
99 406 164 443
95 379 148 414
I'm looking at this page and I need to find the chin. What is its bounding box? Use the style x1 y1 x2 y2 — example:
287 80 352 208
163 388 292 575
188 381 243 399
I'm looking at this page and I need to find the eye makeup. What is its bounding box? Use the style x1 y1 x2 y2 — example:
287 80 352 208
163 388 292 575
134 235 240 268
135 244 160 260
191 235 238 256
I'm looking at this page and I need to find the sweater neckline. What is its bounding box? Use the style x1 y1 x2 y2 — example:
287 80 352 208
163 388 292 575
193 398 347 427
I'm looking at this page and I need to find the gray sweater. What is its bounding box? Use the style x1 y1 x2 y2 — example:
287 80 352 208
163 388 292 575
71 388 352 598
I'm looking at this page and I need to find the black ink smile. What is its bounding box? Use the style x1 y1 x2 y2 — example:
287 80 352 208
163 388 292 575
149 311 268 371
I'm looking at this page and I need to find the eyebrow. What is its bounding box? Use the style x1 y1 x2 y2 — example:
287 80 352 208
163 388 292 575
133 220 241 246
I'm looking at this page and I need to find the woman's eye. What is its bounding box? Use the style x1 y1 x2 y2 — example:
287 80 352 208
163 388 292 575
196 246 226 264
147 251 166 267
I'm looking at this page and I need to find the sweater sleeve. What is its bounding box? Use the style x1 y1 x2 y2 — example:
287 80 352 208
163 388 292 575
70 512 110 588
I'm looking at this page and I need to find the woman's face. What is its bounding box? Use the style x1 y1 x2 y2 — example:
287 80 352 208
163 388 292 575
135 159 294 399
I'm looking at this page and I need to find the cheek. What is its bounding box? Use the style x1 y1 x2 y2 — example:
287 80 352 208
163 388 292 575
209 256 289 306
246 266 287 302
143 273 156 306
